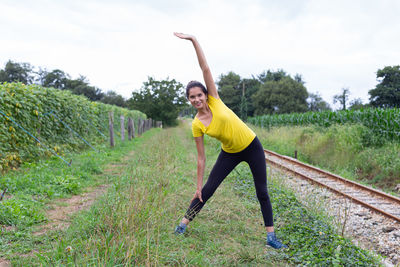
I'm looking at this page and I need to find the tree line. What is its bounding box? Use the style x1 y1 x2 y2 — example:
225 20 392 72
215 66 400 116
1 60 399 125
180 66 400 121
0 60 186 126
0 60 126 107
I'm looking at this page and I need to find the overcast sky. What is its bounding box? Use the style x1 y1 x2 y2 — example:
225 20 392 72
1 0 399 108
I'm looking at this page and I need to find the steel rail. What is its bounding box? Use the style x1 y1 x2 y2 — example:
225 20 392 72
264 149 400 223
265 149 400 204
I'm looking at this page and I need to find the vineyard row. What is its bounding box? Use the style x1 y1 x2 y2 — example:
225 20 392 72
0 82 148 172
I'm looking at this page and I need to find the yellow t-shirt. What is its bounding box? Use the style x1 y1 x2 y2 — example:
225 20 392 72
192 95 256 153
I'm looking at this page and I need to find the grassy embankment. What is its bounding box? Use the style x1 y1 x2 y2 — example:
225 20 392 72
252 124 400 193
2 122 380 266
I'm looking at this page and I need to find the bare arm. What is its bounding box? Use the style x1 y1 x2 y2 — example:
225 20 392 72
174 32 219 99
193 136 205 202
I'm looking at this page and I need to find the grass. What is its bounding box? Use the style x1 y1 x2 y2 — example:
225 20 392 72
1 121 382 266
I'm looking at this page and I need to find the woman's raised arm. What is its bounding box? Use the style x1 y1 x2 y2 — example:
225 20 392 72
174 32 219 99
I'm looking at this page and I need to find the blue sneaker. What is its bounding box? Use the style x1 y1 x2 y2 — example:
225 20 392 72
266 232 287 249
174 223 187 235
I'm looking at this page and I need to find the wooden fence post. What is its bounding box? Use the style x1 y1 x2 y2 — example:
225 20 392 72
138 119 142 135
109 111 114 147
132 118 135 138
128 117 134 140
120 115 125 141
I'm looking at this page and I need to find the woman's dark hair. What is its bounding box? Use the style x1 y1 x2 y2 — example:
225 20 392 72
186 80 207 98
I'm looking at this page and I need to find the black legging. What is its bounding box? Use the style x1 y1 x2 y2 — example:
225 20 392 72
184 136 274 227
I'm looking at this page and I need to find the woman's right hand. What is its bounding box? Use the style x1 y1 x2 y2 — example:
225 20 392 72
192 189 203 202
174 32 195 41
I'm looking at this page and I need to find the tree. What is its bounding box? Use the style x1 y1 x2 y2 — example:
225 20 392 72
349 98 366 110
0 60 34 84
38 69 69 89
100 90 127 107
37 70 103 101
308 92 331 112
217 72 242 115
0 60 108 103
128 77 187 126
252 75 308 115
294 74 305 85
369 65 400 108
257 69 287 83
241 77 261 117
333 88 350 110
65 76 104 101
239 82 248 121
217 72 261 119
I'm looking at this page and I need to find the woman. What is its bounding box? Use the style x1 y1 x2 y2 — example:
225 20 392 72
173 32 286 249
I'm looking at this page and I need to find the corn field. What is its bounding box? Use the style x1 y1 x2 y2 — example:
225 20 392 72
248 108 400 141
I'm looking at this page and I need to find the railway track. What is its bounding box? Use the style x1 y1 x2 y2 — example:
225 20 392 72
264 149 400 223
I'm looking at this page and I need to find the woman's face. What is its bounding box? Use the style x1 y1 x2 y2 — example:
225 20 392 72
188 87 207 110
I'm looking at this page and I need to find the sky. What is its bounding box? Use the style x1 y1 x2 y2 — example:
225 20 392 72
1 0 400 108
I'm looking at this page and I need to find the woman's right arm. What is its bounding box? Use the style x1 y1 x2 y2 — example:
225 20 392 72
193 136 205 202
174 32 219 99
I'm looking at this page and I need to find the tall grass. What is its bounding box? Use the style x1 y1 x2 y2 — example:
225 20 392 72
253 124 400 190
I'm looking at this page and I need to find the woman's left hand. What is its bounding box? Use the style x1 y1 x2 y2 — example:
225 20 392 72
191 189 203 203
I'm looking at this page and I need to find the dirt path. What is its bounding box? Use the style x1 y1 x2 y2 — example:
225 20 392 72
0 259 11 267
0 184 110 266
33 184 109 236
33 150 134 236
